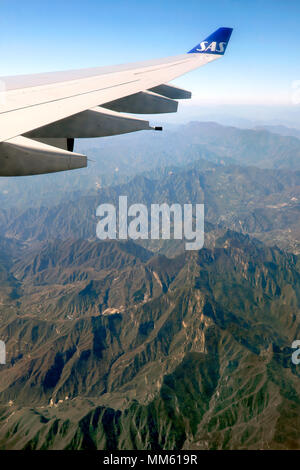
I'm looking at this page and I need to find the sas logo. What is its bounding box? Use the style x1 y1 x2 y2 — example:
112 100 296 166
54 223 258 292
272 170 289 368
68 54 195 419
196 41 227 53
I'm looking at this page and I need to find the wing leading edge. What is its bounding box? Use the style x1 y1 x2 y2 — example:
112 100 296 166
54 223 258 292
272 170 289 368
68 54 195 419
0 27 233 176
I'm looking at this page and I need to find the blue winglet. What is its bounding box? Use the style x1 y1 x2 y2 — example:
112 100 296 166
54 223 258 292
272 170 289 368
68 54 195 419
188 27 233 55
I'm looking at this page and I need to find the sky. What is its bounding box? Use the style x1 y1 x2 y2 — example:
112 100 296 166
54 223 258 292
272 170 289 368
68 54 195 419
1 0 300 111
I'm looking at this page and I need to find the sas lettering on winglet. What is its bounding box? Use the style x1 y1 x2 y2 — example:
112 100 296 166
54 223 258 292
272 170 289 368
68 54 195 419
196 41 227 53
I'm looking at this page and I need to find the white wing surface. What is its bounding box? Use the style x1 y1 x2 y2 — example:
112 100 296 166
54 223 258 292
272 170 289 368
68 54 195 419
0 27 232 176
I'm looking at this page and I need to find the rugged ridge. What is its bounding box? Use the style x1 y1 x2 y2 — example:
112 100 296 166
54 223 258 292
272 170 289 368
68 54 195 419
0 231 299 449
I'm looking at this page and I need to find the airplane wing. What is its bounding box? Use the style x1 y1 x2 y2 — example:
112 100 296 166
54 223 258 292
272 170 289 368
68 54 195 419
0 27 233 176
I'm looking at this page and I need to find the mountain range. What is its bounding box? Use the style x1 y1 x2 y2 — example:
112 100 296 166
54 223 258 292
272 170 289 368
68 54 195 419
0 121 299 449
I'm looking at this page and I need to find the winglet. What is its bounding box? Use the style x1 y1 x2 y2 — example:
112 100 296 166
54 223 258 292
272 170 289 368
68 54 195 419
188 27 233 55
